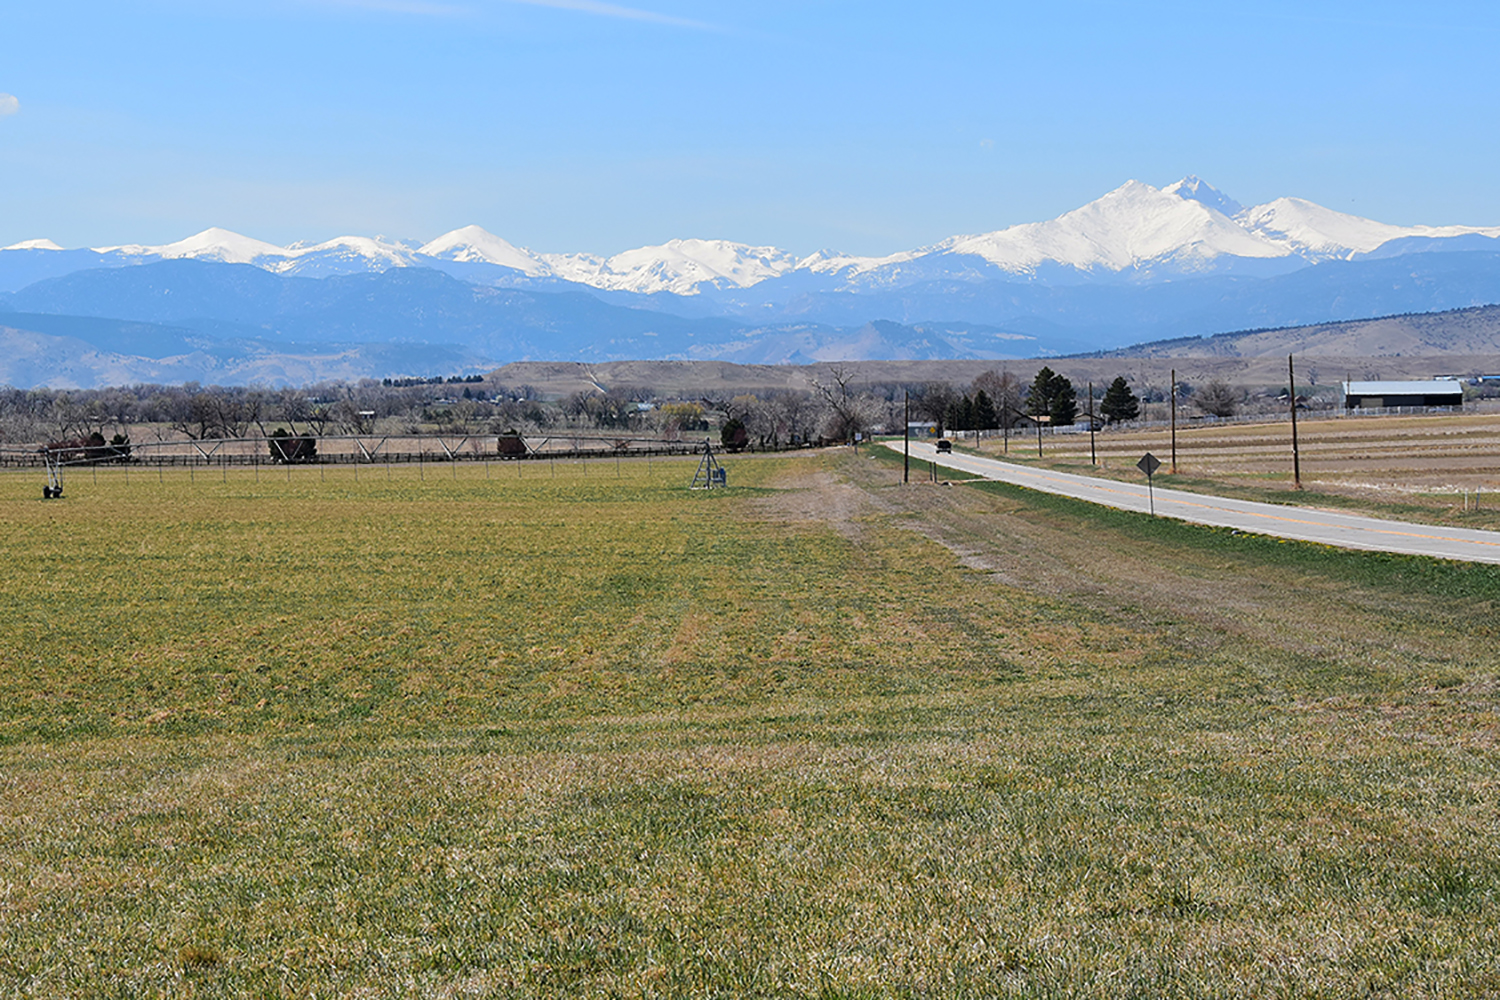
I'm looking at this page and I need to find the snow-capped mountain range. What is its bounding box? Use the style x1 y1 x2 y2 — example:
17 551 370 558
8 176 1500 390
7 177 1500 297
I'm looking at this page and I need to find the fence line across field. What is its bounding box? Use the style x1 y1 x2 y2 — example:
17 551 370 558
3 438 728 500
938 401 1485 443
0 432 780 470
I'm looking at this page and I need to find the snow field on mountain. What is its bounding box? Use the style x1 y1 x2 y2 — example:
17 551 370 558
13 176 1500 295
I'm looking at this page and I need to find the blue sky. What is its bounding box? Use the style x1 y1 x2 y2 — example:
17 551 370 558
2 0 1499 255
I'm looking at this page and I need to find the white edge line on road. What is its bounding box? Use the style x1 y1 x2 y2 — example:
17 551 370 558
886 441 1500 565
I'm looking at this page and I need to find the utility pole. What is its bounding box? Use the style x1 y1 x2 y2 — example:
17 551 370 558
1002 368 1011 454
1087 380 1097 466
1289 354 1303 490
1169 368 1178 474
903 390 910 484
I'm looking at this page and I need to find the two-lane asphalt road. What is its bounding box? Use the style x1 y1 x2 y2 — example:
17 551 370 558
888 441 1500 565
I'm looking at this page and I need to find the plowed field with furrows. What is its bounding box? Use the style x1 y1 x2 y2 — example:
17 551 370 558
1016 413 1500 500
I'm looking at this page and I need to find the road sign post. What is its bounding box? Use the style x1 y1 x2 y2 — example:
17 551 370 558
1137 451 1161 516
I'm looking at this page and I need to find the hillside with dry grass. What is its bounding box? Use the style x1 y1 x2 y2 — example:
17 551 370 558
484 306 1500 401
1096 304 1500 360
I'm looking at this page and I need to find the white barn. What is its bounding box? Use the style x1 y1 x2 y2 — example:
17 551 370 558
1341 379 1464 410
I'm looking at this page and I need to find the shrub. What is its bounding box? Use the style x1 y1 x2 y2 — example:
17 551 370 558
268 428 318 464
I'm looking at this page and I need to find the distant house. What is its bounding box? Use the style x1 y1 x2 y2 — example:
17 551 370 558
906 421 939 438
1341 379 1464 410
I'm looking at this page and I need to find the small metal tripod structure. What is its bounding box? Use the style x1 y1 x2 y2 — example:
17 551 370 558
42 449 64 499
690 439 727 489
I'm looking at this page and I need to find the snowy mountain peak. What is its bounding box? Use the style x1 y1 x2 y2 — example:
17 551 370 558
1164 175 1244 217
293 235 417 266
1236 197 1500 259
542 238 800 295
87 228 427 275
14 178 1500 297
939 178 1280 276
1237 197 1407 258
3 238 64 251
418 225 549 275
98 227 290 265
794 247 919 276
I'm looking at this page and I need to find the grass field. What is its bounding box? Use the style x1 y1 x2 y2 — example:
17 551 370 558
2 451 1499 997
965 410 1500 530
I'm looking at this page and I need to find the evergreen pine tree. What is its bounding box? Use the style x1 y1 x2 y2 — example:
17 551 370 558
972 390 997 430
1026 367 1057 418
1047 374 1077 426
1100 376 1140 423
959 394 975 431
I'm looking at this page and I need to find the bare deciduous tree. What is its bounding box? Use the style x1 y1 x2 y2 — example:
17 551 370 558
810 365 882 442
1194 379 1241 418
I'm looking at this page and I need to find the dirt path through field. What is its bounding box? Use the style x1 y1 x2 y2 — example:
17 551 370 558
753 450 1488 676
746 452 895 541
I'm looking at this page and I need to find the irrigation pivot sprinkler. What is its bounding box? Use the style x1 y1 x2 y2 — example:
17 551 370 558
1137 452 1161 516
690 438 727 489
42 447 64 499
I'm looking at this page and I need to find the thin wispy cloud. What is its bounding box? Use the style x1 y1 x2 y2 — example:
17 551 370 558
1115 0 1497 34
498 0 715 30
296 0 715 28
0 94 19 117
305 0 469 15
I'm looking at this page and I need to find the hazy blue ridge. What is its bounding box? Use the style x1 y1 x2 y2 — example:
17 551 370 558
0 261 752 353
0 248 118 294
0 309 491 389
0 311 218 356
4 246 1500 389
707 251 1500 343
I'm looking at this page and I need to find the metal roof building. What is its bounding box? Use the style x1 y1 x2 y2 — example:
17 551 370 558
1341 379 1464 410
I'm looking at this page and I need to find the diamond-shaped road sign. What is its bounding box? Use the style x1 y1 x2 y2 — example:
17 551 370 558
1137 452 1161 477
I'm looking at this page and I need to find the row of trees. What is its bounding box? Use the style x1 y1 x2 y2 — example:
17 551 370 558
918 371 1241 434
0 381 554 446
1022 373 1242 425
912 370 1144 434
0 368 1244 451
0 379 831 448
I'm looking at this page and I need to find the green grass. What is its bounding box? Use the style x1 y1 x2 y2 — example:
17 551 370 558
962 475 1500 602
1 453 1499 997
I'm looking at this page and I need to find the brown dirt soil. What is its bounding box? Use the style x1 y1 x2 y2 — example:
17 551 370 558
998 411 1500 506
747 452 892 541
